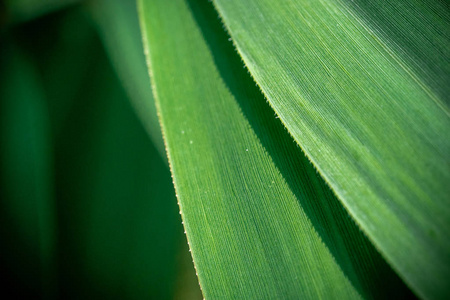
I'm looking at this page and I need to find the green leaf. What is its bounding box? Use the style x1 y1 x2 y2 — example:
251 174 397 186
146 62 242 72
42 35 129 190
0 42 56 299
40 13 183 299
138 0 413 298
88 0 165 158
4 0 79 23
211 0 450 298
13 7 99 137
0 7 198 298
52 55 181 299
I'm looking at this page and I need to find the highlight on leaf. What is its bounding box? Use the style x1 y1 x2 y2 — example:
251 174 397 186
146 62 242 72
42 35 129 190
0 0 448 299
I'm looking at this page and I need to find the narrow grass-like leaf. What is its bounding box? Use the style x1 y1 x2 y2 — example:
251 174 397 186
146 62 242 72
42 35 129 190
212 0 450 298
4 0 79 23
88 0 165 157
38 15 182 298
1 8 191 297
53 63 180 299
0 43 56 299
14 8 98 137
139 0 414 298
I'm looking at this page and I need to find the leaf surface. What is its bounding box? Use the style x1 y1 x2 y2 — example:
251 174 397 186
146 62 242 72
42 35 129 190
138 0 413 298
212 0 450 298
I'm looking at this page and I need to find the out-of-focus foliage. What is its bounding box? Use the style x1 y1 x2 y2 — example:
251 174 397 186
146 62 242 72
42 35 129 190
1 0 448 299
4 0 79 23
0 2 201 299
87 0 165 157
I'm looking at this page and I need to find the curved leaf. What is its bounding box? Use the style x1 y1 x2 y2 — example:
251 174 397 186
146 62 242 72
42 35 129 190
212 0 450 298
88 0 165 158
138 0 413 298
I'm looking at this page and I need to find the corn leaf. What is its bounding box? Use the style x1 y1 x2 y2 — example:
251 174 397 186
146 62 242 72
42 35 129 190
88 0 165 158
138 0 414 298
212 0 450 298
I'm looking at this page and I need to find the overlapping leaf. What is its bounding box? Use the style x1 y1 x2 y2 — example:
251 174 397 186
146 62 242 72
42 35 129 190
0 8 192 298
138 0 413 298
88 0 165 157
212 0 450 298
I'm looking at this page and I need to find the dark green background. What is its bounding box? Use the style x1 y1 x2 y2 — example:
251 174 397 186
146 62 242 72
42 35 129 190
0 2 201 299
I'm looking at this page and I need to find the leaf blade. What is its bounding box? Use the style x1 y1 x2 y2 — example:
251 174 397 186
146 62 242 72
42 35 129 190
88 0 166 158
212 0 450 297
139 0 414 298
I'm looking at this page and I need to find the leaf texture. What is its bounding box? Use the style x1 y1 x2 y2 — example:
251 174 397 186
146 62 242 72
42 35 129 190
139 0 414 298
212 0 450 298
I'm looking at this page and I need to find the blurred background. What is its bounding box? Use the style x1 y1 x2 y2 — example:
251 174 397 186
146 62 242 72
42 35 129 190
0 0 202 299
